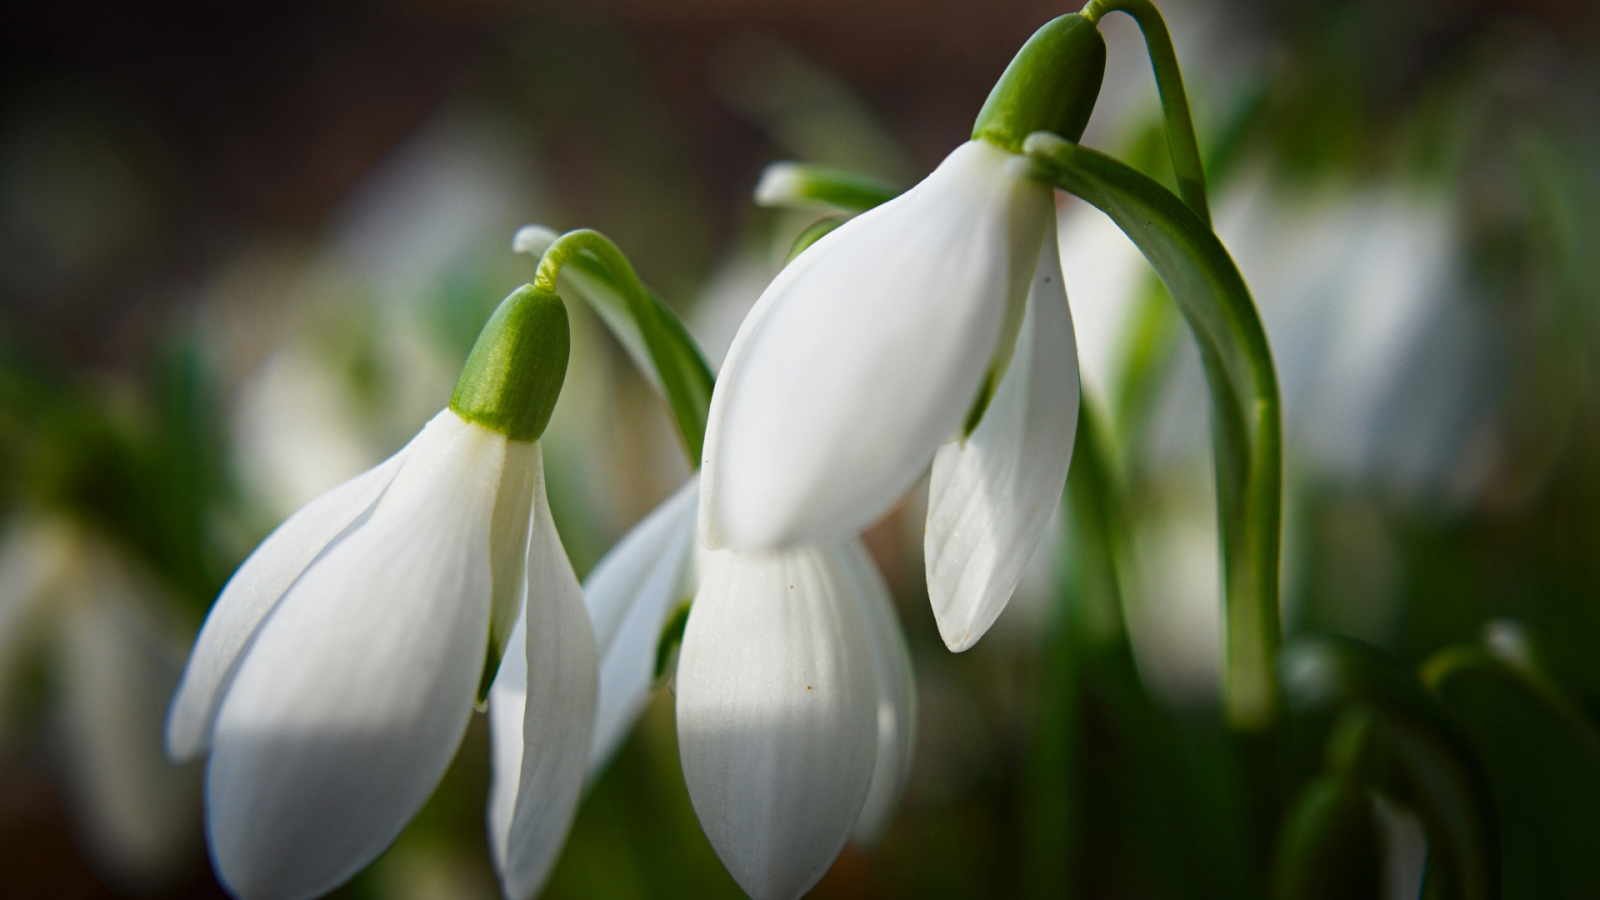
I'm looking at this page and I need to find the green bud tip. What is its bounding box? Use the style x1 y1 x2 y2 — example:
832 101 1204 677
450 284 570 442
972 14 1107 153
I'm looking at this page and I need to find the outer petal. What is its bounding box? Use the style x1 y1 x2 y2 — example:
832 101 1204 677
206 411 503 900
703 140 1052 549
487 448 598 900
925 220 1079 651
676 542 878 900
585 476 698 770
839 540 916 845
165 438 413 762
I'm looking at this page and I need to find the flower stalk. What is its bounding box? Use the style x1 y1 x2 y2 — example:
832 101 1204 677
531 229 715 464
1080 0 1211 225
1026 133 1283 731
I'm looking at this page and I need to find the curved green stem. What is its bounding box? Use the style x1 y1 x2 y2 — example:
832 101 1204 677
534 229 715 466
1080 0 1211 225
1028 133 1281 730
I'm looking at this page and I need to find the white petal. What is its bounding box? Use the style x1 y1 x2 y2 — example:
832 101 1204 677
586 476 698 771
838 540 915 845
926 219 1079 651
485 438 539 690
206 411 503 900
165 428 417 763
703 140 1052 550
486 612 529 896
488 449 598 900
676 542 879 900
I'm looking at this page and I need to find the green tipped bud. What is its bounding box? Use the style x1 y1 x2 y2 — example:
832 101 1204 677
450 285 569 442
972 14 1107 152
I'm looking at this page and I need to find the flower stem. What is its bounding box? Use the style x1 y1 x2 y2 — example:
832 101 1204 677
1027 134 1282 732
1080 0 1211 225
533 229 715 466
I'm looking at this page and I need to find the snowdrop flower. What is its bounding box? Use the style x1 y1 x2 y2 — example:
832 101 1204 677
166 284 595 900
502 223 918 896
701 15 1104 651
676 536 915 900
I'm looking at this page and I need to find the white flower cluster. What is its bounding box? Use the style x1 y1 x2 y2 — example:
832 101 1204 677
170 13 1100 900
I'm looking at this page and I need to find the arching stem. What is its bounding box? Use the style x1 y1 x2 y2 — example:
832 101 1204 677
1081 0 1211 225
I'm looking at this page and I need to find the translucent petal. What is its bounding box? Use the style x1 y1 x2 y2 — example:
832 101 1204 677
703 140 1052 549
676 542 879 900
483 439 539 694
165 426 418 762
205 412 503 900
487 449 598 900
926 221 1079 651
585 476 698 771
839 540 916 845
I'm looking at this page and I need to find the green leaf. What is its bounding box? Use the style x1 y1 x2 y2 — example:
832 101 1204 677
1271 773 1380 900
1028 132 1283 731
1425 647 1600 899
653 601 692 683
1281 637 1499 900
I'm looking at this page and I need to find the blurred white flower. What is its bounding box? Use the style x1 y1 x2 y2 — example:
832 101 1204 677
0 516 200 893
675 537 914 900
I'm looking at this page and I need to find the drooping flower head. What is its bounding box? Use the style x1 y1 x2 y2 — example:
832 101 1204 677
703 14 1105 651
167 284 595 900
500 225 921 900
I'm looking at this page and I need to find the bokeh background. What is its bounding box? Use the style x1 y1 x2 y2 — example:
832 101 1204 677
3 0 1599 897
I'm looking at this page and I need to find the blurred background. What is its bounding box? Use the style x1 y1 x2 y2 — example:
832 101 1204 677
3 0 1599 897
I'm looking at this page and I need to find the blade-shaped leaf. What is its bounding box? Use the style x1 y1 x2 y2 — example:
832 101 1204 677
1271 774 1380 900
1425 647 1600 899
1281 636 1499 900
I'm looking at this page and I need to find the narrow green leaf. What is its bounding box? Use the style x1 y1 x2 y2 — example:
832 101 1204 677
1271 773 1380 900
1280 637 1500 900
653 601 692 683
1425 647 1600 899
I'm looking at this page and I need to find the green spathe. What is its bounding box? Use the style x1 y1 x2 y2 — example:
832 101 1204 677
450 284 570 442
972 14 1106 152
